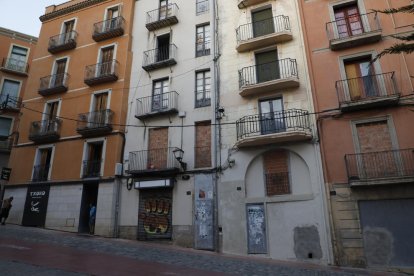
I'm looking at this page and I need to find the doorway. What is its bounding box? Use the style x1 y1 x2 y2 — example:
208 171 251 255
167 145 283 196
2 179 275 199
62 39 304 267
259 98 285 135
255 50 280 84
78 182 99 234
252 8 274 38
157 34 170 62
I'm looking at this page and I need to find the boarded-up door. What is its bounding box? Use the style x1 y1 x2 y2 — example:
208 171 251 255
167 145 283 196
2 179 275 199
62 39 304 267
246 204 267 254
194 174 214 250
148 128 168 170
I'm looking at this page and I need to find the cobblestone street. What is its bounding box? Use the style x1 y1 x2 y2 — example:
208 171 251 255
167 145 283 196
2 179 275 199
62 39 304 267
0 224 401 276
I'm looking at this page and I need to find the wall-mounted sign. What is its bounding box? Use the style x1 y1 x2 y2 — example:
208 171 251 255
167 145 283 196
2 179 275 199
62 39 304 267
1 167 12 181
22 185 50 227
134 179 174 189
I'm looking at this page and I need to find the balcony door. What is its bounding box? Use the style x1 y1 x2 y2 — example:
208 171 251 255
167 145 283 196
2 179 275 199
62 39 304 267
86 142 103 177
152 79 169 111
252 8 274 38
100 46 114 76
53 58 67 87
91 92 108 127
34 147 52 181
1 79 20 108
8 46 28 72
159 0 171 20
345 58 378 100
334 4 363 38
259 98 285 135
62 20 75 43
148 128 168 170
157 34 170 62
106 6 120 30
45 101 59 133
255 50 280 84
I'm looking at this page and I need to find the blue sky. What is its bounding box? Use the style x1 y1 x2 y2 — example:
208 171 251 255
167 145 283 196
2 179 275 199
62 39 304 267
0 0 66 37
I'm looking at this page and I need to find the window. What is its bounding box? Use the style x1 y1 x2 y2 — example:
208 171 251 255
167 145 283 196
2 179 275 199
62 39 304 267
152 79 169 111
99 46 115 75
159 0 172 20
195 121 211 168
42 101 60 133
83 141 104 178
90 92 109 127
196 0 209 15
252 8 274 38
0 117 12 137
6 45 28 72
344 56 378 100
156 34 171 62
259 98 285 135
196 24 210 57
33 146 53 182
52 58 67 87
62 20 75 43
0 79 20 108
334 3 363 38
106 6 120 30
195 70 211 107
255 50 280 83
263 150 290 196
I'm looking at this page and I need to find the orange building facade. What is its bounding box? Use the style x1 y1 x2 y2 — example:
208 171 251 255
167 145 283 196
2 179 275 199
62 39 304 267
299 0 414 271
5 0 134 236
0 28 37 172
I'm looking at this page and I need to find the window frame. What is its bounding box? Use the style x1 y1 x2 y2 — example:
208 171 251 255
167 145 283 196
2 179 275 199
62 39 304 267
195 70 211 108
32 144 56 182
195 23 211 57
81 137 107 178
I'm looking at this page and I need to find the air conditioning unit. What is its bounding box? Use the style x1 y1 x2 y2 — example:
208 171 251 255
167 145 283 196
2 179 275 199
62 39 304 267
115 163 123 176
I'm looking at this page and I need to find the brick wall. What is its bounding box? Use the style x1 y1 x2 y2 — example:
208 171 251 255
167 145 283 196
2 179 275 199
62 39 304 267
356 121 392 152
263 150 290 196
148 128 168 169
195 121 211 168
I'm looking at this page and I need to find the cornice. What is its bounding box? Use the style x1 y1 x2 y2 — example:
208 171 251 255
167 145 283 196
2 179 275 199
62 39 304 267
0 27 38 43
39 0 108 22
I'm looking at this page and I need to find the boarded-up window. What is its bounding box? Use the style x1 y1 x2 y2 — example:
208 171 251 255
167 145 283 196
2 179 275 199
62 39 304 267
195 121 211 168
263 150 290 196
148 128 168 169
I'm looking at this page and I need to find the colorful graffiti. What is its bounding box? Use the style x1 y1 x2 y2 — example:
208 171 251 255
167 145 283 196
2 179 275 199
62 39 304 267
139 197 171 235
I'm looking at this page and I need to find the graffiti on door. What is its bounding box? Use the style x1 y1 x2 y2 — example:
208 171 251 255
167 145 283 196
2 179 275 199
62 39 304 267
139 198 171 234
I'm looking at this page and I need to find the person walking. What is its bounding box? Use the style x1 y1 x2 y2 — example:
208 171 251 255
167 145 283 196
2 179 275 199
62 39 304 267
89 203 96 234
0 196 13 225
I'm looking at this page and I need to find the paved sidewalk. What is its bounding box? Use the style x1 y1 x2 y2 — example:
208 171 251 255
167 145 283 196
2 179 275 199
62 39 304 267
0 224 400 276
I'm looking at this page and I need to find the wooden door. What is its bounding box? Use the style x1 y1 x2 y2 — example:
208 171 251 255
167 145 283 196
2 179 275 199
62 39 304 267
334 5 363 38
100 47 114 75
54 59 66 87
345 58 377 100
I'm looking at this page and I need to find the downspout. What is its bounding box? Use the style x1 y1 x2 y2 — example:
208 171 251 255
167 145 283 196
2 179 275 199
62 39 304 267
113 131 126 238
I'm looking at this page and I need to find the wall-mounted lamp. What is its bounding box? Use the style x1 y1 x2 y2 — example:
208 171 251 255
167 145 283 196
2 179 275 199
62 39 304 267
127 178 133 190
216 107 225 120
173 148 187 171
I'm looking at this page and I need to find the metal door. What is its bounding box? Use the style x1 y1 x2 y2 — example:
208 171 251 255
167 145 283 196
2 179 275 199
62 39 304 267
194 174 214 250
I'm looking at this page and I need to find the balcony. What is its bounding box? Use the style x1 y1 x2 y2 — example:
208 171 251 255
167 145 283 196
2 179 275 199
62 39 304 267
38 73 69 96
127 147 181 176
239 58 299 97
84 60 119 86
0 94 22 111
136 91 179 120
236 16 292 52
32 164 50 182
237 0 268 9
142 44 177 72
29 119 62 144
336 72 399 112
327 12 382 51
76 109 113 137
0 58 29 76
92 16 125 42
0 137 14 153
345 149 414 187
48 31 77 54
236 109 312 148
82 159 102 178
146 3 179 31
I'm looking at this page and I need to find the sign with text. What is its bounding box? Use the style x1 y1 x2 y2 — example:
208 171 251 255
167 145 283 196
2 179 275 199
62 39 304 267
1 167 12 181
22 185 50 227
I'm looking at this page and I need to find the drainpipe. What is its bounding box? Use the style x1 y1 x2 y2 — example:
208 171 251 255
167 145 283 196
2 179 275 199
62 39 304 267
113 131 126 238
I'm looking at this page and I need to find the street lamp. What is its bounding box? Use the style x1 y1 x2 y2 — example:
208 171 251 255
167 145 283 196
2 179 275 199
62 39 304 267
172 148 187 171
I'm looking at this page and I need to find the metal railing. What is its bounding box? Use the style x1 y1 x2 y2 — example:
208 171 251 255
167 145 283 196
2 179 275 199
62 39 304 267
196 40 211 57
236 109 311 140
345 149 414 182
32 164 50 182
84 59 119 80
48 31 77 49
1 57 29 74
143 44 177 67
77 109 113 131
82 159 102 178
0 94 22 109
93 16 125 35
0 137 13 152
136 91 178 117
29 119 62 138
239 58 298 88
146 3 179 25
236 15 291 43
196 0 209 15
195 90 211 108
195 146 211 168
129 147 180 172
336 72 399 104
39 73 69 91
326 12 381 41
265 172 290 195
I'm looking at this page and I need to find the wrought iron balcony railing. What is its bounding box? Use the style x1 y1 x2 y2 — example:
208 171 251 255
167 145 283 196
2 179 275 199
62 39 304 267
142 44 177 71
48 31 77 53
195 90 211 108
236 15 291 43
146 3 179 31
93 16 125 42
239 58 298 89
76 109 113 137
0 137 14 152
345 149 414 184
136 91 179 119
128 147 181 174
82 159 102 178
1 57 29 75
32 164 50 182
326 12 381 50
0 94 22 110
38 73 69 96
236 109 311 140
29 119 62 143
84 60 119 85
336 72 399 110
